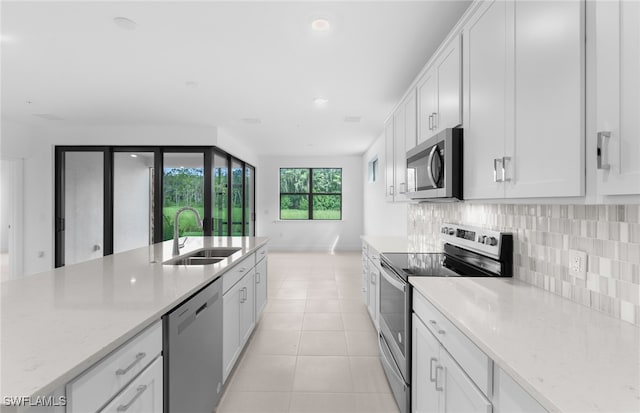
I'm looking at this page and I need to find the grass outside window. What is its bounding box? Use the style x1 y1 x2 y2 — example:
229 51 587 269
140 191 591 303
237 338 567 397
280 168 342 220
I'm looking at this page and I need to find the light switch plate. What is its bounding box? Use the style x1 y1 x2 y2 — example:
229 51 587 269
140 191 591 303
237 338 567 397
569 249 587 280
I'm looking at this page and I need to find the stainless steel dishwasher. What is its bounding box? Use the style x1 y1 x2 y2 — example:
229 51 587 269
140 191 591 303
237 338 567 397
164 277 223 413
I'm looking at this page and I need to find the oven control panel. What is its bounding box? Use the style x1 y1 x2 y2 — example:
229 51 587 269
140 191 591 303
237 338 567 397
440 224 508 259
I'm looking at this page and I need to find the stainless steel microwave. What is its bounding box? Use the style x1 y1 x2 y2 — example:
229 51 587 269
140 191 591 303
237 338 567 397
406 128 462 201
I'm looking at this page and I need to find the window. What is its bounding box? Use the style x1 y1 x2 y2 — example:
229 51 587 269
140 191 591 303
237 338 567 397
280 168 342 220
368 157 379 183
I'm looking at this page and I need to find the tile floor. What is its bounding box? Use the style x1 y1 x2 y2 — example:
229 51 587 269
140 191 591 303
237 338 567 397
216 251 400 413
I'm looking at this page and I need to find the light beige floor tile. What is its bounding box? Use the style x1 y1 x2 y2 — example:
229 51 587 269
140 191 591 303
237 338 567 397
280 280 311 290
265 299 307 313
217 391 291 413
305 299 341 313
302 313 344 331
355 393 400 413
288 392 358 413
229 354 297 392
346 331 380 356
338 287 365 299
276 288 308 300
259 313 304 331
306 288 340 299
349 357 391 393
293 356 353 393
247 330 301 355
342 313 376 332
340 299 368 313
298 331 348 356
307 280 338 289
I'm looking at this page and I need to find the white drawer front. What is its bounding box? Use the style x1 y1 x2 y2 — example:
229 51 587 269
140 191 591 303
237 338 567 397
67 321 162 413
100 356 163 413
255 245 268 265
413 291 492 397
223 254 255 294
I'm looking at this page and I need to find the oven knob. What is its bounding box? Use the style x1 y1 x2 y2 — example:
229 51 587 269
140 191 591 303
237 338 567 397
484 236 498 246
441 227 448 234
478 236 486 244
448 229 455 236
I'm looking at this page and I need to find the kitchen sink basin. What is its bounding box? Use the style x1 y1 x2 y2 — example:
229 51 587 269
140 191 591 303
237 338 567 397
166 257 224 266
189 247 241 258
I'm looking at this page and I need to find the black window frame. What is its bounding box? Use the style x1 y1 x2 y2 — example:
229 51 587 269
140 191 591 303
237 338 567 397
279 167 343 221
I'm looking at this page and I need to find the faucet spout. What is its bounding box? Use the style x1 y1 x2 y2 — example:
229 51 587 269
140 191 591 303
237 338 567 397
172 207 203 255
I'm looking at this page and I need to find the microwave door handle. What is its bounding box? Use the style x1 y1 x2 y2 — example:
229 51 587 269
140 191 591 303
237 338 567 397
426 146 439 188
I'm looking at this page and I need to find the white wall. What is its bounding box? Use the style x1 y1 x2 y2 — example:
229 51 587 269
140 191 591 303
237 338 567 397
256 155 363 251
362 132 407 236
0 161 13 252
0 121 259 276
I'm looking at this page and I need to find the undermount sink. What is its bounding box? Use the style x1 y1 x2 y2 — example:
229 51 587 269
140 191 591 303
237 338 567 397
189 247 242 258
163 247 242 266
168 257 224 266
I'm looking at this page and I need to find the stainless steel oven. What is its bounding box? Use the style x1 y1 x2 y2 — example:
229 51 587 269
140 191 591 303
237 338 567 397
377 224 513 413
406 128 462 201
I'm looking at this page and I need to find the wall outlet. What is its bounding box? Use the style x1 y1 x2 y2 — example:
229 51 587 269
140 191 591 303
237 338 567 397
569 249 587 280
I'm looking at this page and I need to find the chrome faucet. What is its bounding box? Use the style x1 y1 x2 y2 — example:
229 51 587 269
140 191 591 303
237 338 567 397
173 207 203 255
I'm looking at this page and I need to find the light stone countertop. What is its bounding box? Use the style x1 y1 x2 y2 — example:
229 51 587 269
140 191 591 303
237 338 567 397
0 236 268 405
410 277 640 413
360 235 410 254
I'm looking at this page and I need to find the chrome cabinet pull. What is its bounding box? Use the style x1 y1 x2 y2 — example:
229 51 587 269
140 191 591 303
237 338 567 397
117 385 148 411
435 366 444 391
429 357 437 382
399 182 406 194
428 114 433 131
115 352 146 376
256 272 261 284
501 156 511 182
431 112 438 130
597 131 611 170
371 274 376 285
243 287 248 302
493 158 504 182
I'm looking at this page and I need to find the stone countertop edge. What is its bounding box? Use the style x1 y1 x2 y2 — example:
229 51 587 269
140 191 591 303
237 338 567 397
360 235 410 254
0 236 269 405
409 277 640 413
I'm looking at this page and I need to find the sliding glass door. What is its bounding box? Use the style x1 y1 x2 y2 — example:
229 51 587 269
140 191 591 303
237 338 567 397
55 146 254 268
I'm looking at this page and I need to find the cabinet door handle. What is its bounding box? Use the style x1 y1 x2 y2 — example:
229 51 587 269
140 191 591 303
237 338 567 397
435 365 444 391
115 352 146 376
429 357 437 382
244 287 248 302
371 274 376 285
399 182 406 194
256 272 260 284
501 156 511 182
493 158 503 182
117 385 148 411
389 185 394 196
431 112 438 130
428 114 433 131
597 131 611 170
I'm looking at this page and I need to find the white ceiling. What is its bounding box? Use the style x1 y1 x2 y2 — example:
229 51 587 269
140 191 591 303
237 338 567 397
1 1 471 157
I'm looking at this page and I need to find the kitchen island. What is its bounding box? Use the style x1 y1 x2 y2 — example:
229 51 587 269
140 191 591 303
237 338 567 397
0 236 268 411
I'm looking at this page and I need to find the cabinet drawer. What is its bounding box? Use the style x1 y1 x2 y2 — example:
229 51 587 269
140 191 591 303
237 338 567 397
100 356 163 413
413 291 492 397
223 254 255 294
67 321 162 413
255 245 268 265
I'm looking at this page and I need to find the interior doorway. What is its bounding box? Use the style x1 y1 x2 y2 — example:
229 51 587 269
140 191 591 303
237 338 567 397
0 159 24 281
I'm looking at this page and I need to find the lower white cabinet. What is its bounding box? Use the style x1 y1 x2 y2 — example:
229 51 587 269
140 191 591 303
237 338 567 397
493 367 547 413
361 241 380 331
412 314 491 413
66 321 162 413
223 267 256 382
100 356 163 413
255 253 268 319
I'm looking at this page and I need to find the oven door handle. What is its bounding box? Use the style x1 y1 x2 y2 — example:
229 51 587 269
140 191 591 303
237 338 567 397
378 334 406 385
380 264 407 291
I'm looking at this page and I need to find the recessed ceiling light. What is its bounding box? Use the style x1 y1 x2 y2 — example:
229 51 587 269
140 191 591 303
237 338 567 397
241 118 262 125
130 154 138 158
113 17 137 31
313 97 329 107
311 18 331 32
344 116 362 123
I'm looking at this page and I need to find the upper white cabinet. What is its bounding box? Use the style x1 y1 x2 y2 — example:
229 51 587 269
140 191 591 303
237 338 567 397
385 89 417 203
463 0 585 200
595 0 640 195
417 34 462 146
385 118 395 201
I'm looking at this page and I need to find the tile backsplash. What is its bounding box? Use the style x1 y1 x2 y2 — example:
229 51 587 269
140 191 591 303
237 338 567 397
408 203 640 326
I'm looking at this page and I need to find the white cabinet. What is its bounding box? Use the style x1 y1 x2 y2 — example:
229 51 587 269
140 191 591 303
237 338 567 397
417 35 462 145
101 356 163 413
66 321 162 413
412 314 492 413
493 367 547 413
595 0 640 195
361 241 380 331
223 267 256 382
385 118 396 201
386 89 417 203
255 250 268 320
463 0 584 200
361 244 369 304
